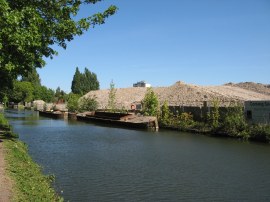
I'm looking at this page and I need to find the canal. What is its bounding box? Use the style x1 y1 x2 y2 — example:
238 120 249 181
5 110 270 201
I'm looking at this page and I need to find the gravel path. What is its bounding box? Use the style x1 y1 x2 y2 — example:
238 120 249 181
0 140 13 202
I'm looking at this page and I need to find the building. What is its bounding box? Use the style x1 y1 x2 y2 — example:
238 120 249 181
133 81 151 88
244 100 270 124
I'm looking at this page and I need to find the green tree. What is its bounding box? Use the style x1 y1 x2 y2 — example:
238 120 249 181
160 101 171 125
10 81 34 103
66 93 80 113
107 80 116 111
71 67 83 95
142 88 159 116
71 67 99 95
0 1 117 91
33 85 55 103
21 68 41 87
3 94 8 108
83 68 100 92
55 86 66 102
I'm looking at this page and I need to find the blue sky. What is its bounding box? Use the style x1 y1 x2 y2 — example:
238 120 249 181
38 0 270 92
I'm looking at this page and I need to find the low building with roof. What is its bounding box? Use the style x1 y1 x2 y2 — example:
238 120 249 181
244 100 270 124
133 81 151 88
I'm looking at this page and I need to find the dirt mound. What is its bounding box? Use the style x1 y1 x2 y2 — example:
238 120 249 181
83 81 270 109
154 82 229 106
225 82 270 96
84 87 148 109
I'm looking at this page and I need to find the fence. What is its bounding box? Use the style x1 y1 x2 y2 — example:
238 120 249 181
168 103 243 122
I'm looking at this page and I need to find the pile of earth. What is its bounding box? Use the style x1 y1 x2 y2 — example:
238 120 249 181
83 81 270 109
225 82 270 96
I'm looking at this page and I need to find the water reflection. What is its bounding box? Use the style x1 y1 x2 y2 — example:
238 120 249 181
5 110 270 202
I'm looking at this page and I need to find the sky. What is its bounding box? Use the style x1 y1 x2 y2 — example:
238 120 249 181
38 0 270 92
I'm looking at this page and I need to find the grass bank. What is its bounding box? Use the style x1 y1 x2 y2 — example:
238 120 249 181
3 138 63 202
0 113 62 201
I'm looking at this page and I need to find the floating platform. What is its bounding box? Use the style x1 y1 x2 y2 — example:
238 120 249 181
38 110 67 119
77 111 158 130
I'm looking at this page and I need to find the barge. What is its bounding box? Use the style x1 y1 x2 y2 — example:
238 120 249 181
77 111 158 130
38 110 67 119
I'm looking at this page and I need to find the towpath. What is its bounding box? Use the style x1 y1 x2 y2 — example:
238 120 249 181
0 139 13 202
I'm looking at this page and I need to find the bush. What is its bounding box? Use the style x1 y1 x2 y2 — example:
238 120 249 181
142 88 159 116
249 124 270 142
207 99 220 129
177 112 194 130
3 131 19 138
79 96 98 112
160 101 172 126
3 94 8 108
221 103 247 137
67 93 80 113
0 113 9 128
0 113 18 138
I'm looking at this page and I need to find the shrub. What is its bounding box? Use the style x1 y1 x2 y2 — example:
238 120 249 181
0 113 18 138
3 131 19 138
79 96 98 112
177 112 194 129
142 88 159 116
0 113 9 128
207 99 220 129
249 124 270 143
221 103 247 137
67 93 81 113
160 101 172 126
3 94 8 108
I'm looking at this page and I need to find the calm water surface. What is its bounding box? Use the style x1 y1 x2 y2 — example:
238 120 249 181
5 110 270 201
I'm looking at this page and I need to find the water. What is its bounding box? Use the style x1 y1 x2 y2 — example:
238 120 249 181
5 110 270 201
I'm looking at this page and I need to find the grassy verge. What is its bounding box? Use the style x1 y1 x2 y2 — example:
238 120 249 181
1 112 63 201
3 139 63 202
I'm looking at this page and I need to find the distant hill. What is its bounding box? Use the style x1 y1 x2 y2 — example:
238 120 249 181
83 81 270 109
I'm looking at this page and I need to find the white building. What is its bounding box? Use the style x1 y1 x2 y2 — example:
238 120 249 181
133 81 151 88
244 100 270 124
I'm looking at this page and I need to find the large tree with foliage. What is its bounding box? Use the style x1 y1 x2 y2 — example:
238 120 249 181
71 67 99 95
55 86 66 102
0 0 117 91
71 67 83 94
21 68 41 87
84 68 99 92
10 81 34 103
33 85 55 103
